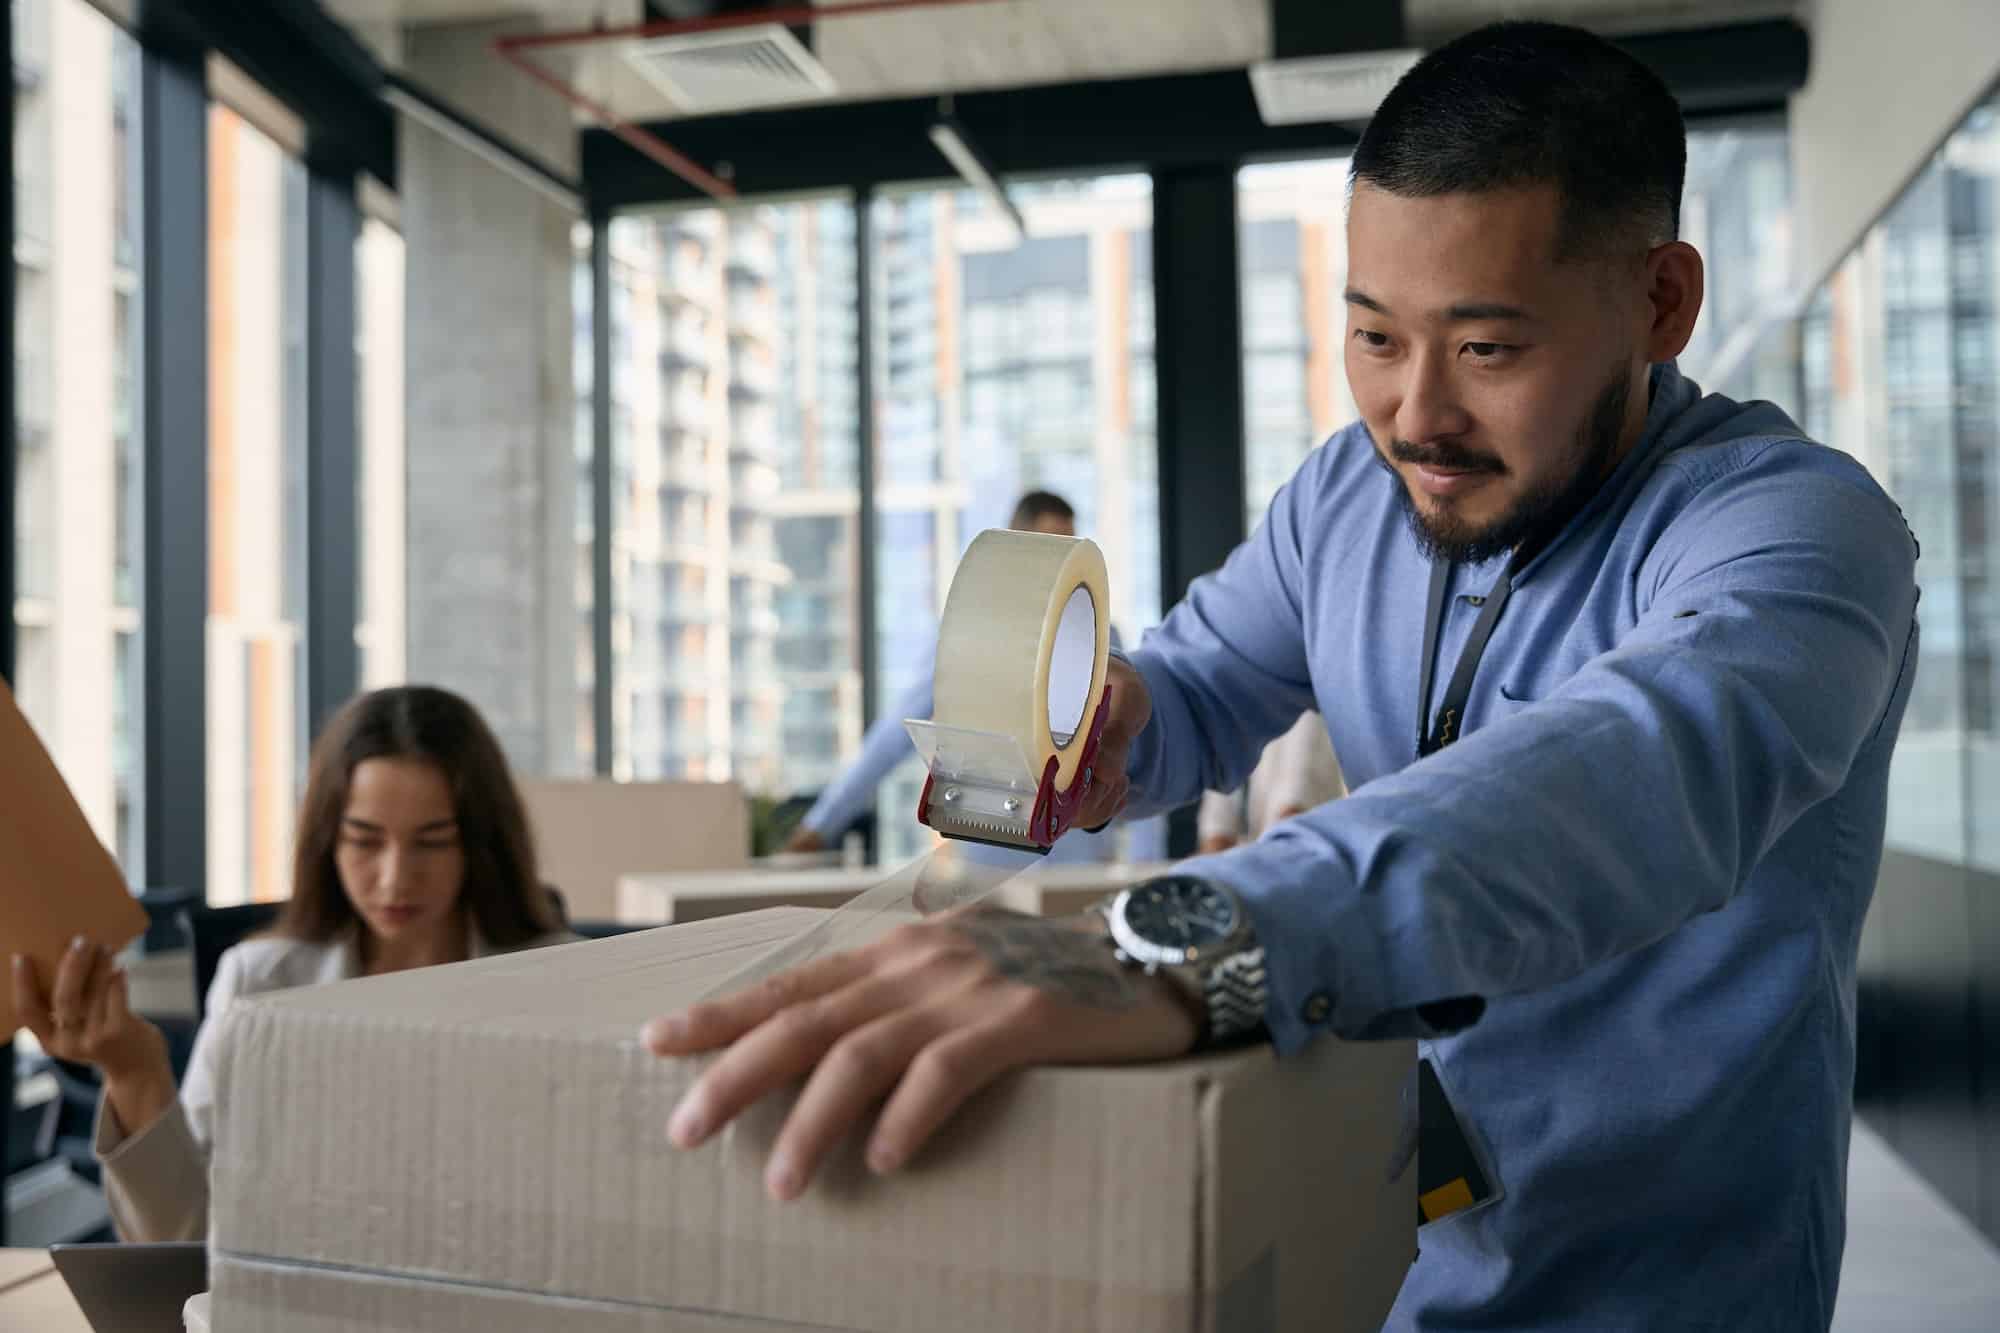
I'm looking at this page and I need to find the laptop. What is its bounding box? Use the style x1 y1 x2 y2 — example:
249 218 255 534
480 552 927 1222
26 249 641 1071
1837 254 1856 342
48 1242 208 1333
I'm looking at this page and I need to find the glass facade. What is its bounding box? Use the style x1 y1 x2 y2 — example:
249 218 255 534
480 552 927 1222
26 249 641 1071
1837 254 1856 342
866 177 1162 863
1788 92 2000 870
9 0 145 875
205 103 308 904
355 211 405 691
577 199 863 797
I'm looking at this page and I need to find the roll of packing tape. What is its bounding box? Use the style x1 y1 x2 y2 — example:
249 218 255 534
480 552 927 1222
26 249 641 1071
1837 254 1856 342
932 529 1111 794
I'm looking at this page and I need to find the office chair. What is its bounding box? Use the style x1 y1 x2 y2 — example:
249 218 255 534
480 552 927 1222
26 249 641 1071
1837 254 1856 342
544 885 645 940
182 903 282 1023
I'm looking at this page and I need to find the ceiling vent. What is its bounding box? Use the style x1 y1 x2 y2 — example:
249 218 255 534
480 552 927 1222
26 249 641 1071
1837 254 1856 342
624 23 838 115
1248 48 1423 126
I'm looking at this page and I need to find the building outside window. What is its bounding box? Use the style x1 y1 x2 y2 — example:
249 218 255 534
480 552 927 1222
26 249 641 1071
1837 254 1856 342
10 0 146 879
576 199 863 801
867 176 1160 863
206 100 308 904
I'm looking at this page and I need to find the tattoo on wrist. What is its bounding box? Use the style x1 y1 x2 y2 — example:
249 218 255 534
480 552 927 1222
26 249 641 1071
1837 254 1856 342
956 909 1139 1010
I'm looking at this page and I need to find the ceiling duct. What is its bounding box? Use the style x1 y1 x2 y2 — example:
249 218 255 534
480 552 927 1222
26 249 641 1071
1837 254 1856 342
626 0 838 115
1248 0 1420 127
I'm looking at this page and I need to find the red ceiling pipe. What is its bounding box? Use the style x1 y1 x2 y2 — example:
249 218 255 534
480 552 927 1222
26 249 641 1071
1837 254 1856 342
495 0 1009 53
491 0 1013 202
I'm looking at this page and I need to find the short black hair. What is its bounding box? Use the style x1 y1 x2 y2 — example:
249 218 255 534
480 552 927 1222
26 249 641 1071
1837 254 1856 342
1352 22 1686 258
1010 490 1075 527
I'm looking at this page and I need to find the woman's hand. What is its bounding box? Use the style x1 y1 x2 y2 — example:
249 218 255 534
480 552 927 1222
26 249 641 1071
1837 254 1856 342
13 938 177 1136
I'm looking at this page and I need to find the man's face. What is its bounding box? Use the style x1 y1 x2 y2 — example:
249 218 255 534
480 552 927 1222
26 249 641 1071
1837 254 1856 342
1019 513 1076 538
1344 183 1652 563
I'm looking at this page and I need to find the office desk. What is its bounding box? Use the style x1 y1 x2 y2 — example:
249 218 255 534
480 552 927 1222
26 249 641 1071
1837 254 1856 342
0 1249 90 1330
124 949 196 1021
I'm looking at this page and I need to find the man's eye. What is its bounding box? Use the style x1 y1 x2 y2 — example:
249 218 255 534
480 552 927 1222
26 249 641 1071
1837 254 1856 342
1353 329 1392 350
1464 341 1514 360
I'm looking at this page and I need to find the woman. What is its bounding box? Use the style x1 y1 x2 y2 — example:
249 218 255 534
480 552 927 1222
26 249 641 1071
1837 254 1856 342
9 686 574 1242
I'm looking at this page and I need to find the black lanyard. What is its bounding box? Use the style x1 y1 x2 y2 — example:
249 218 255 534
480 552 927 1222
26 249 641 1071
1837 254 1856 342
1416 559 1519 758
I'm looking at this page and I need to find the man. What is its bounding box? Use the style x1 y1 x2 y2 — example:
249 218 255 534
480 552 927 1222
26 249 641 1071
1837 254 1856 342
644 23 1918 1329
783 489 1152 866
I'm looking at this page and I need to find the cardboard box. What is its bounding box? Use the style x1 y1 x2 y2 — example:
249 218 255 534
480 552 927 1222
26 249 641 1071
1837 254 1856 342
0 677 148 1034
521 779 749 921
209 909 1414 1332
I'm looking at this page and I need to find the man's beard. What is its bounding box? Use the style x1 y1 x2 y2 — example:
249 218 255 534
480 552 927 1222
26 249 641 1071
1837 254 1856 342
1382 368 1632 565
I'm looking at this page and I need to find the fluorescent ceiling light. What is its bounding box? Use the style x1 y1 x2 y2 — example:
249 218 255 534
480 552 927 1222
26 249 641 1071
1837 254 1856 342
929 117 1026 244
1249 49 1425 126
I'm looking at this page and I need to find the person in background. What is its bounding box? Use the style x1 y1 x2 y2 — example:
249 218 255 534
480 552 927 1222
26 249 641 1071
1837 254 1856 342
1196 711 1345 854
783 490 1151 865
11 685 575 1242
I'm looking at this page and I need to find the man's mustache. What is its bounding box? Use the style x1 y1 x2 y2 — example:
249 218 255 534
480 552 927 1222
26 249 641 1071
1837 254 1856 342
1387 439 1505 473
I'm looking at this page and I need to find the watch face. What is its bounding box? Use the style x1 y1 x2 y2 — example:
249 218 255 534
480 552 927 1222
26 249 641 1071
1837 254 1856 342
1118 876 1240 957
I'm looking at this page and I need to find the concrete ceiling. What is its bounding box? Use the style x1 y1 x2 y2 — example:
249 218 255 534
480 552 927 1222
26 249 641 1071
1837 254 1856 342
325 0 1800 126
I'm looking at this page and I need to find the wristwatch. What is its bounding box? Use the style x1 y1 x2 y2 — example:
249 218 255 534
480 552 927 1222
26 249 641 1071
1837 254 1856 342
1100 874 1269 1048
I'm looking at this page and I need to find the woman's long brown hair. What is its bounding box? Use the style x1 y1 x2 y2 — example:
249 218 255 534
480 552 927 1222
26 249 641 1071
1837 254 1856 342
273 686 558 947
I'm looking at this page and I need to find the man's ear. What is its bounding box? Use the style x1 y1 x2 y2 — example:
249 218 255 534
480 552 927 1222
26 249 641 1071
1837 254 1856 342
1644 240 1705 362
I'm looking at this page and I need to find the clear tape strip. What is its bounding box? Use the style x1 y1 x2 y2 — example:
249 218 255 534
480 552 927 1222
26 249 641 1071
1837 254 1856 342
701 846 1028 999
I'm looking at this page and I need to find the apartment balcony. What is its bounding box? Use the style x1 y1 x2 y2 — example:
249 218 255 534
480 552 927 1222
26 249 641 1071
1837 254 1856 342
668 210 723 245
728 548 791 586
663 247 714 300
667 377 711 428
728 291 778 345
738 607 783 637
729 353 779 399
661 587 717 624
657 448 709 493
659 315 711 369
726 228 777 280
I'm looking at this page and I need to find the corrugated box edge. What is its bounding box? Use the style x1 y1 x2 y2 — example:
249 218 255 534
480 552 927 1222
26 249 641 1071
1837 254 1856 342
1202 1038 1414 1333
210 1253 839 1333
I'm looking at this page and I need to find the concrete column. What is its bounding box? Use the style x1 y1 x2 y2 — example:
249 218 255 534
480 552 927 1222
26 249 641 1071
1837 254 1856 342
401 21 578 776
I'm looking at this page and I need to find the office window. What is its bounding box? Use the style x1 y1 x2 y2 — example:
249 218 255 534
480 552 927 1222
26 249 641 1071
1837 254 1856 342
1236 161 1358 530
866 177 1161 863
10 0 145 877
207 103 308 904
577 199 862 799
1778 89 2000 870
355 211 406 690
570 222 597 774
1678 126 1794 388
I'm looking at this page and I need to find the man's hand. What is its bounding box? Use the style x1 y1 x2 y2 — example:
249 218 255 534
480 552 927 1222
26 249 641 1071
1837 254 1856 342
642 906 1197 1201
1076 656 1152 831
781 826 826 855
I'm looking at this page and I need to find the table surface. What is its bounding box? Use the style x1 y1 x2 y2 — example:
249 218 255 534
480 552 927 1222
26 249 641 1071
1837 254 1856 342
0 1249 91 1331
